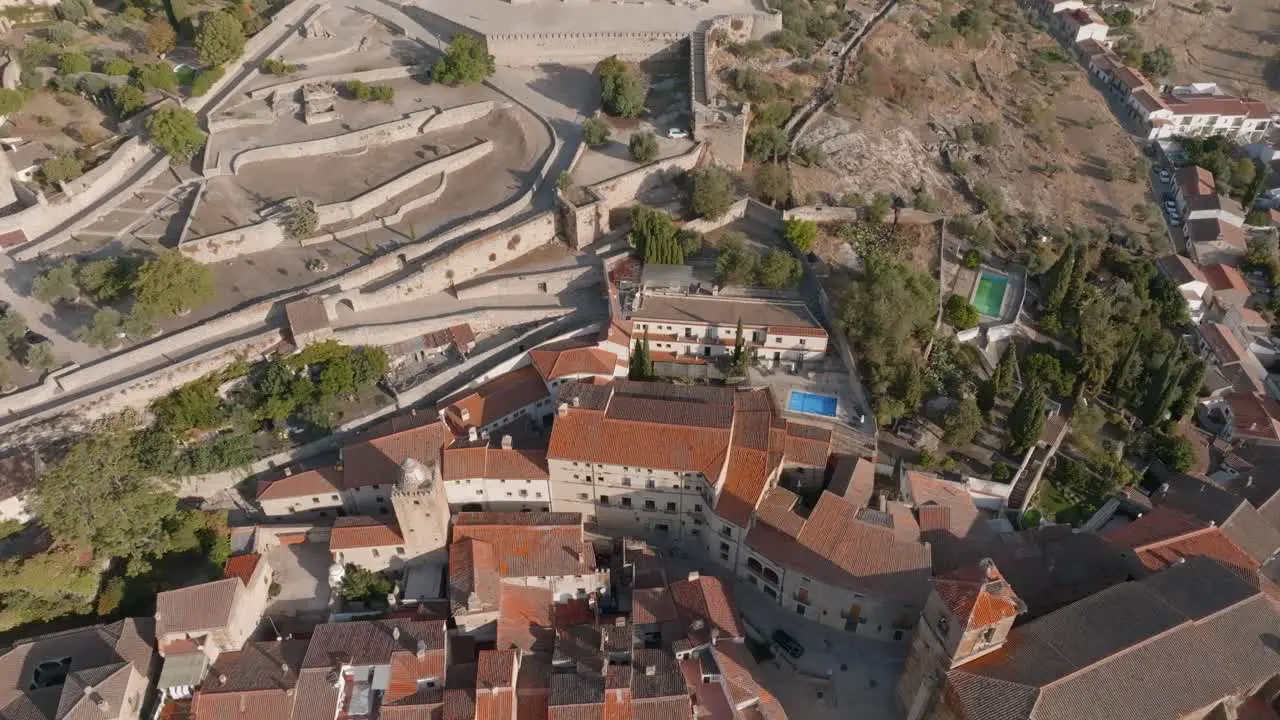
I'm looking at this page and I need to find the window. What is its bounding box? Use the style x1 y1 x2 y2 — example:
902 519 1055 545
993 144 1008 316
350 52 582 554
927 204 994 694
666 502 677 512
691 528 701 536
799 339 806 346
646 479 656 489
893 630 904 641
331 494 339 501
396 547 405 555
577 493 590 501
796 604 806 616
644 500 656 510
476 490 484 496
371 484 380 490
600 495 610 505
536 492 543 498
372 549 381 558
694 504 702 512
622 497 632 507
980 627 997 645
519 489 528 497
622 478 633 487
720 542 730 553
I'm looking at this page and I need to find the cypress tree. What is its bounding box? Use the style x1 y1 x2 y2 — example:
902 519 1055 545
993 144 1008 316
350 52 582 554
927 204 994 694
992 344 1015 397
1042 246 1075 315
1007 381 1046 457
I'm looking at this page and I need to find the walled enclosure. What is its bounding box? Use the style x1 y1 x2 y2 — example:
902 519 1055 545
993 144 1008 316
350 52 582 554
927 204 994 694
484 30 687 66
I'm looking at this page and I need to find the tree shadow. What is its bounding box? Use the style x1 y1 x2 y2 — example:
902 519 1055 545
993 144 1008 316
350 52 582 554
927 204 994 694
524 64 601 119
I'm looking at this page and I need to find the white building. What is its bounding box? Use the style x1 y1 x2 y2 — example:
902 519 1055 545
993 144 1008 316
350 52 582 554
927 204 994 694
630 294 829 367
442 439 552 512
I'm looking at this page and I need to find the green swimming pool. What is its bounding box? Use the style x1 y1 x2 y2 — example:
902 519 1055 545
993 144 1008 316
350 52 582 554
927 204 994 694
973 272 1009 317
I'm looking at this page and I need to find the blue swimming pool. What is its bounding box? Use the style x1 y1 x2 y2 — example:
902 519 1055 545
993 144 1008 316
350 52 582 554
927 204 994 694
787 390 838 417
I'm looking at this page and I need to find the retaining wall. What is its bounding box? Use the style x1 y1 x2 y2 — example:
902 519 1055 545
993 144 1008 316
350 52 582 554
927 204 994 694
486 30 686 66
230 107 439 173
330 211 559 314
244 64 420 101
333 305 572 347
453 262 599 300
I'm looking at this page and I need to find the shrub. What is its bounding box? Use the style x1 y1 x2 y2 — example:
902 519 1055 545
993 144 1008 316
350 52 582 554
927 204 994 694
189 65 224 96
37 154 84 186
58 52 91 75
144 105 206 159
945 293 980 329
583 117 611 147
595 55 646 118
0 88 24 115
783 218 817 253
96 577 127 617
342 80 395 102
195 11 246 66
100 57 133 76
628 131 658 163
962 248 981 269
134 62 177 92
972 181 1004 214
432 33 494 86
260 56 299 75
145 17 176 55
112 84 147 116
971 121 1000 147
690 167 737 219
278 197 318 239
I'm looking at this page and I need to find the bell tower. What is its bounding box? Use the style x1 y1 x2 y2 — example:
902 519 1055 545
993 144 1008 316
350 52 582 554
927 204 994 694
390 457 450 563
895 559 1024 720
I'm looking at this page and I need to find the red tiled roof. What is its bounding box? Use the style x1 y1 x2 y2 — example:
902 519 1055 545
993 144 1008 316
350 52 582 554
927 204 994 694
441 366 551 433
517 692 550 720
342 420 453 490
256 466 342 501
630 588 678 625
442 447 549 481
385 649 446 703
1200 322 1250 365
1106 506 1209 548
764 325 828 338
714 447 771 528
0 229 28 248
1130 87 1168 114
497 584 553 652
329 515 404 551
193 689 293 720
753 488 805 538
478 650 517 689
451 536 501 614
530 339 619 381
156 578 240 638
1176 166 1216 199
223 554 263 587
1202 263 1249 294
1162 92 1271 120
1223 391 1280 442
452 513 596 578
1187 217 1246 249
905 471 981 538
1112 65 1148 91
1157 254 1206 287
933 563 1022 629
669 575 743 642
1134 526 1259 575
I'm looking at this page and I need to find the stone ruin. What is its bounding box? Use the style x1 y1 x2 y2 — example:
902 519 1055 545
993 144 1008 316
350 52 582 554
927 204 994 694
301 83 339 125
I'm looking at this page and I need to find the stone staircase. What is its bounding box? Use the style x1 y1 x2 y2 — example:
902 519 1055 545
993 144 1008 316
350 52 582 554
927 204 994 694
690 20 711 108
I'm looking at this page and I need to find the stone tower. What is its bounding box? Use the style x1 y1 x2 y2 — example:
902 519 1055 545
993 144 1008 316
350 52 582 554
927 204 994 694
895 558 1024 720
390 457 450 563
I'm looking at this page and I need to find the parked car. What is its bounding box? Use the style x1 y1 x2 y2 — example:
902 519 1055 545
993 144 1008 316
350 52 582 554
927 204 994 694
772 629 805 658
1164 199 1178 213
667 128 689 139
1158 167 1171 183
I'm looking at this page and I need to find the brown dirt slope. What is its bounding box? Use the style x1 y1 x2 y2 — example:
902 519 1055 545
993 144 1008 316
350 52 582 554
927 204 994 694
793 0 1153 234
1133 0 1280 108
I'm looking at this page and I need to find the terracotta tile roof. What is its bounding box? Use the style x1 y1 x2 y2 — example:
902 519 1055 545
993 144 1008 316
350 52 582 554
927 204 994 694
1130 86 1167 114
747 491 931 602
904 471 981 539
517 692 550 720
1202 263 1249 294
1177 165 1217 198
530 340 619 381
1187 217 1246 250
478 650 517 689
476 688 516 720
302 619 446 669
1156 253 1207 286
782 422 830 467
826 455 875 507
193 688 294 720
385 649 447 704
283 296 329 339
256 466 342 501
917 504 951 532
342 420 453 490
443 447 549 481
714 448 770 528
222 554 263 587
201 640 307 695
1105 506 1208 548
453 513 596 579
441 366 551 433
1133 526 1260 576
1223 391 1280 442
329 515 404 551
630 588 678 626
753 488 804 539
156 578 240 638
669 575 742 643
450 537 501 615
0 229 28 248
707 641 779 718
497 585 554 652
1200 322 1250 366
764 325 827 338
933 562 1022 629
1162 92 1271 120
288 668 341 720
1112 65 1147 91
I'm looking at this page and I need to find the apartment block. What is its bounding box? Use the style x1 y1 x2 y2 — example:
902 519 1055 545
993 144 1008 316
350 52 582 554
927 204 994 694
630 294 828 368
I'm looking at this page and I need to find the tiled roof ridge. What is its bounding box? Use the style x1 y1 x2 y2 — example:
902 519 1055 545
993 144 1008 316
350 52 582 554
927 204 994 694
1130 523 1237 554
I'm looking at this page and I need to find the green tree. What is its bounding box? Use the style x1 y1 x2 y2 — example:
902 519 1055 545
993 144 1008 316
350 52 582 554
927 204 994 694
867 194 892 223
1141 350 1184 425
33 415 181 564
132 250 214 316
629 334 653 380
113 84 147 116
944 294 979 330
76 309 126 348
943 395 983 446
756 250 802 289
690 167 737 219
33 260 80 304
144 106 207 159
0 89 25 115
58 52 91 75
715 232 759 286
1007 381 1046 456
0 310 27 344
754 163 791 207
145 17 177 55
152 376 226 432
729 318 748 376
135 62 177 92
1041 245 1076 315
77 256 139 302
783 218 818 253
628 131 658 162
432 34 495 86
1150 432 1193 472
340 564 393 602
279 197 318 239
189 66 225 97
1025 351 1073 398
583 117 611 147
1140 45 1175 77
992 344 1016 396
195 11 246 66
595 55 647 118
0 549 102 631
37 154 84 186
746 126 789 162
961 248 981 269
628 206 683 264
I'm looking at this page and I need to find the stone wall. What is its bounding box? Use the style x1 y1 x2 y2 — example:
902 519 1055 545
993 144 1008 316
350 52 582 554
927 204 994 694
244 65 420 102
486 30 686 66
329 211 559 313
452 262 599 300
229 107 441 173
332 306 572 347
182 140 491 263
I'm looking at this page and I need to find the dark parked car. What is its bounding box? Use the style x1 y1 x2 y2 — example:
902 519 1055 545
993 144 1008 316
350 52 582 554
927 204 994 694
772 629 804 658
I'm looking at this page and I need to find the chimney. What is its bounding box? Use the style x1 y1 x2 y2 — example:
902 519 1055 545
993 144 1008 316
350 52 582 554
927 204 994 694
687 571 699 581
94 695 109 712
468 426 478 442
614 616 626 627
461 408 472 422
218 673 228 684
557 402 569 417
711 627 720 644
878 494 887 512
284 467 293 477
393 626 402 640
281 662 289 674
645 665 656 677
572 396 581 408
416 639 427 658
501 435 512 450
481 430 490 441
